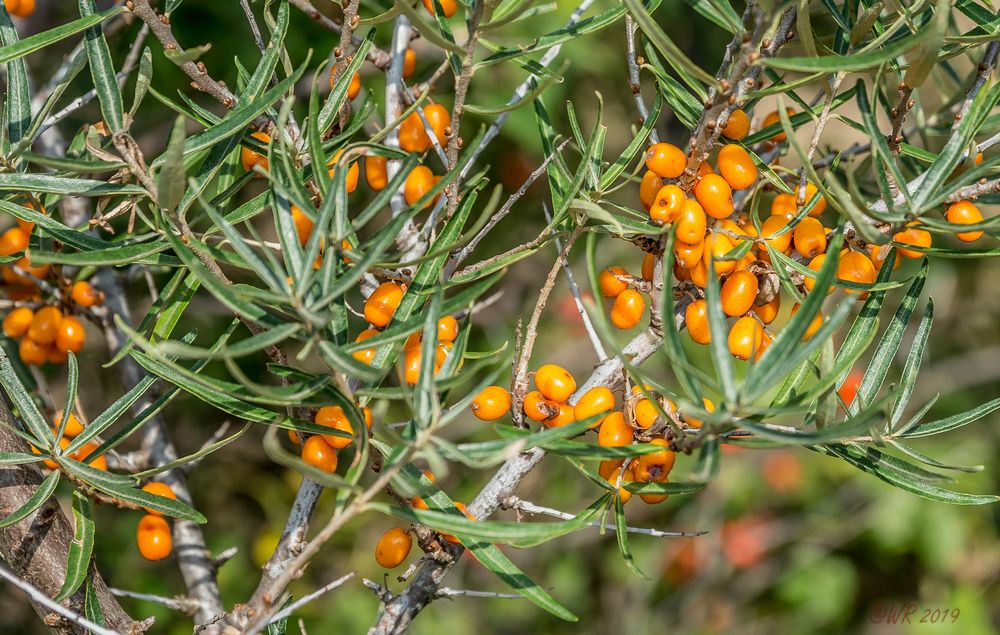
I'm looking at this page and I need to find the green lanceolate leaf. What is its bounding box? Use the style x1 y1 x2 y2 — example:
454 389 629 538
0 4 31 150
55 491 96 601
0 7 125 65
0 470 60 529
157 116 187 211
78 0 124 132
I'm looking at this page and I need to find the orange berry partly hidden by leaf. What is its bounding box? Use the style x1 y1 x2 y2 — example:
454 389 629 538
302 435 339 472
0 227 28 257
544 403 576 428
471 386 511 421
375 527 412 568
598 266 630 298
241 132 270 175
728 316 764 361
684 397 715 428
437 315 459 343
574 386 615 427
598 411 634 447
717 144 757 190
762 108 795 142
685 298 712 345
703 232 737 275
633 398 661 429
802 182 827 216
3 306 33 338
791 303 823 340
837 250 876 294
290 206 314 246
674 240 704 269
141 482 177 515
760 214 792 253
872 243 899 272
364 282 405 328
721 270 759 317
695 174 735 219
676 199 708 244
71 280 103 307
770 193 796 218
328 150 360 193
645 142 686 179
27 306 62 345
945 200 984 242
639 171 663 210
55 315 85 354
399 112 430 153
404 165 436 208
721 109 750 140
893 224 932 259
792 217 827 259
607 466 635 504
649 184 685 225
18 338 48 366
442 502 475 543
137 514 172 561
802 254 828 294
422 104 451 147
523 390 558 422
633 439 676 482
599 458 624 480
754 295 780 324
314 406 354 449
348 71 361 100
74 440 107 471
535 364 576 403
610 289 645 329
422 0 457 18
365 155 389 191
403 48 417 80
838 369 862 406
52 410 85 438
353 329 379 365
642 253 655 281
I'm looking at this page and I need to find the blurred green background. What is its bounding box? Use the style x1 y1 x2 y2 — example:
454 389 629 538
2 1 999 633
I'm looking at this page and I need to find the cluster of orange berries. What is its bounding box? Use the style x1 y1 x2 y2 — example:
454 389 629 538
136 482 177 561
1 204 50 300
2 0 34 18
294 404 374 473
2 304 88 366
34 410 106 471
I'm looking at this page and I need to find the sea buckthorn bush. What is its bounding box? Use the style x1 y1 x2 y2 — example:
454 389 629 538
0 1 998 634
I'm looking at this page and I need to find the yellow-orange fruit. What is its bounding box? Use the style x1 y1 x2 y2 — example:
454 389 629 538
685 299 711 345
364 282 405 328
633 439 676 482
422 104 451 147
55 315 85 354
437 315 459 343
535 364 576 402
791 303 823 339
695 174 734 219
837 250 876 294
792 217 827 258
471 386 511 421
328 150 360 193
353 329 379 365
302 435 339 472
404 165 436 208
801 182 827 216
722 109 750 140
314 406 354 449
403 48 417 79
137 515 172 561
639 171 663 210
241 131 270 175
610 289 645 329
6 0 35 18
802 254 828 294
633 398 661 429
141 482 177 515
27 306 62 345
18 338 47 366
703 232 737 275
945 201 984 242
674 240 704 269
599 458 625 480
422 0 457 17
645 142 685 179
70 281 103 307
717 144 757 190
684 397 716 428
728 316 764 361
544 402 576 428
598 411 634 447
365 155 389 191
399 112 431 153
759 214 792 253
3 306 33 338
649 184 685 225
721 270 759 317
770 193 796 218
574 386 615 427
52 410 85 438
676 199 707 244
523 390 558 422
762 108 795 142
642 253 655 281
754 295 780 324
689 261 709 288
375 527 412 568
598 266 630 298
0 227 28 257
607 466 635 503
893 225 932 259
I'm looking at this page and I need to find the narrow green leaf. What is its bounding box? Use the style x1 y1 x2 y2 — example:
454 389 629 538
0 471 60 529
55 491 95 601
157 116 187 211
79 0 123 132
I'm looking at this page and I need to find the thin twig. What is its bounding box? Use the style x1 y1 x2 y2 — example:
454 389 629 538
268 572 356 624
506 498 706 538
0 564 124 635
625 16 659 144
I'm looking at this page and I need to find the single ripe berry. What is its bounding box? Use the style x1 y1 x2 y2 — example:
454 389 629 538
770 193 796 217
791 303 823 340
70 280 103 307
674 240 704 269
471 386 511 421
598 266 630 298
754 295 781 324
610 289 645 329
574 386 615 427
544 403 576 428
523 390 559 422
404 165 436 208
375 527 413 568
607 466 635 504
403 48 417 80
52 409 85 438
645 142 686 179
759 214 792 253
3 306 33 338
422 0 457 17
685 299 711 345
328 150 360 193
703 232 737 275
410 469 437 509
141 482 177 515
721 270 759 317
684 397 715 428
716 145 757 190
241 131 271 175
689 261 709 288
633 398 661 429
365 155 389 191
639 171 664 210
633 439 676 482
599 459 625 481
792 217 827 259
18 338 47 366
0 227 28 257
837 250 876 294
728 316 764 361
27 306 62 345
290 205 314 246
437 315 459 343
535 364 576 402
137 514 172 561
695 174 734 219
597 411 634 447
301 435 339 472
315 406 354 449
649 184 685 225
348 72 362 100
945 200 984 242
762 108 795 142
676 199 708 244
399 112 431 153
353 329 379 364
802 182 826 216
422 104 451 147
5 0 35 18
642 253 655 281
364 282 405 328
721 109 750 140
893 224 932 259
55 316 85 354
802 254 827 294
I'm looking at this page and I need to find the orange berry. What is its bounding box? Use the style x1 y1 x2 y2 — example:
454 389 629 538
597 411 634 447
437 315 459 343
685 299 711 345
674 240 704 269
55 315 85 354
241 131 270 175
402 347 424 385
676 199 707 244
441 502 474 543
52 410 85 438
792 217 827 258
728 315 764 361
645 142 686 179
399 112 431 153
689 261 709 288
72 440 106 470
375 527 412 568
362 406 374 430
137 515 172 561
702 232 737 275
46 347 67 365
16 200 42 234
422 0 457 17
837 250 876 294
607 466 635 504
599 459 625 481
642 253 655 281
422 104 450 147
141 482 177 515
802 254 828 294
754 295 780 324
535 364 576 402
893 225 932 259
759 214 792 253
544 402 576 428
27 306 61 345
633 439 675 482
348 72 362 100
770 193 796 217
721 270 759 316
649 184 685 225
633 398 661 429
404 165 436 208
610 289 645 329
403 48 417 80
574 386 615 427
697 161 713 178
685 397 715 428
5 0 34 18
328 150 360 193
523 390 559 422
945 200 984 242
695 174 734 219
314 406 354 449
352 328 379 365
3 306 33 338
762 108 795 142
717 144 757 190
364 282 405 328
598 266 630 298
18 338 47 366
0 227 28 257
639 171 663 210
301 435 339 472
365 155 389 191
802 182 826 216
70 280 103 307
721 109 750 140
791 303 823 340
471 385 511 421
